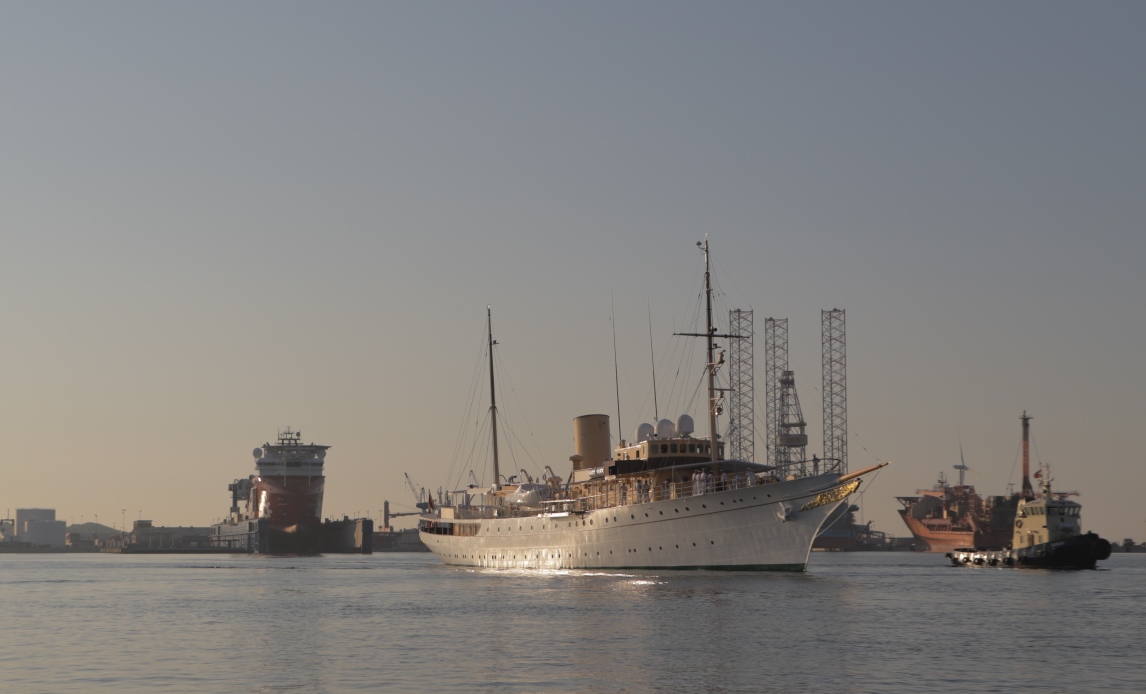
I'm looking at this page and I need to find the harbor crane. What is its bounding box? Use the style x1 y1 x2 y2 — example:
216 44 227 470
404 472 429 511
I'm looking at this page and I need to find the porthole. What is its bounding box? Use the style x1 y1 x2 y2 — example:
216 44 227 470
685 507 690 511
710 540 715 545
590 520 594 525
644 513 649 517
648 547 652 551
659 511 664 515
720 502 724 505
631 514 635 519
692 542 696 546
659 546 662 550
702 504 707 508
675 544 679 548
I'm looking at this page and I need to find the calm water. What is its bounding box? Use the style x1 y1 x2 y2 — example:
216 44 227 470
2 551 1144 693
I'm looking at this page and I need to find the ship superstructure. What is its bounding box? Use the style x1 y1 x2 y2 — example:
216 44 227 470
418 240 886 571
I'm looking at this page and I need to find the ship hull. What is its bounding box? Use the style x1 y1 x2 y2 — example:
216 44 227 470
253 475 325 530
897 512 1012 553
421 476 852 571
946 532 1112 570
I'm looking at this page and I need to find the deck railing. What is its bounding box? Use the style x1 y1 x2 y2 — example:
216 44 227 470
436 472 792 521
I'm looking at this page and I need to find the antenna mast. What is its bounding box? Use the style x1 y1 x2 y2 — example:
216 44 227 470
487 307 500 489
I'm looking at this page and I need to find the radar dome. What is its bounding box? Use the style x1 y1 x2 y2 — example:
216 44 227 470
252 448 263 459
635 423 655 443
676 414 695 436
656 419 676 439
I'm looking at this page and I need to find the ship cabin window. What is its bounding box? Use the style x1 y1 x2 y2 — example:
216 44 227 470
688 444 696 453
671 444 678 453
660 445 668 454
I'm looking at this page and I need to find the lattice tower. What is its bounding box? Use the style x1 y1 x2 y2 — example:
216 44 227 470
822 309 847 474
778 370 809 476
763 318 787 469
727 309 754 461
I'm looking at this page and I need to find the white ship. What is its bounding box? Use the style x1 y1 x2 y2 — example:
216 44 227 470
419 240 885 571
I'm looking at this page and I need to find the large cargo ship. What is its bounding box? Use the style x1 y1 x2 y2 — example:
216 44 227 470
418 240 885 571
896 463 1019 552
212 429 370 554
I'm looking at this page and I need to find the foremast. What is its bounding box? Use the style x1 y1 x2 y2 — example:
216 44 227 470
702 239 719 463
488 306 501 490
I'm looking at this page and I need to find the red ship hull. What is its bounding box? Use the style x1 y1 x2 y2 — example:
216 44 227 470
253 476 325 530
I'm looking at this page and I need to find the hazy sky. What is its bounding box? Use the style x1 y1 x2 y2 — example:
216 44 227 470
3 2 1144 539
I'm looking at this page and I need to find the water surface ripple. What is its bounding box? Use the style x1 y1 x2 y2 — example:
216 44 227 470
2 552 1143 693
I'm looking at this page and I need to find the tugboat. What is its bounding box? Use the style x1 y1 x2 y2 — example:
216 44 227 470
946 412 1111 569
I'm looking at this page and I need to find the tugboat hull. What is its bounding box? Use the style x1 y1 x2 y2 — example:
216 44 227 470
946 532 1112 570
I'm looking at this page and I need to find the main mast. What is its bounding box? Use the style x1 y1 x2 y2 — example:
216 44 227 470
1021 410 1033 499
703 239 719 463
488 306 501 489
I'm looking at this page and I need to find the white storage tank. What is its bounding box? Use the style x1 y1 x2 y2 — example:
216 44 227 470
24 519 66 548
573 414 611 470
15 508 55 541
